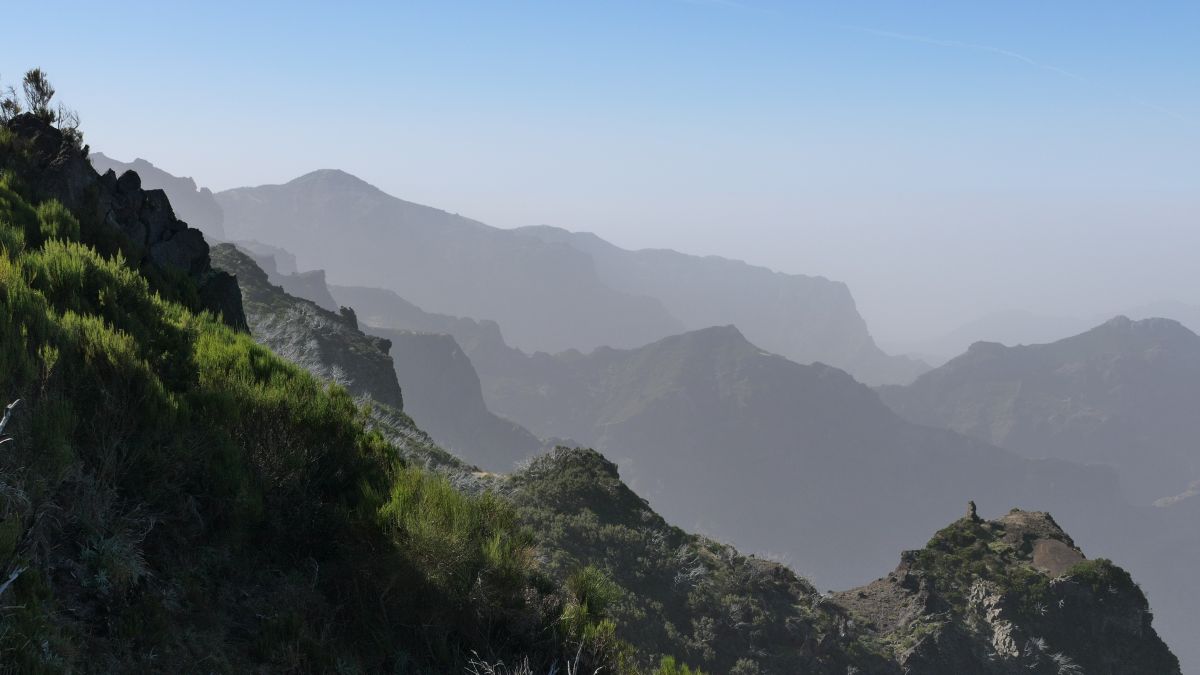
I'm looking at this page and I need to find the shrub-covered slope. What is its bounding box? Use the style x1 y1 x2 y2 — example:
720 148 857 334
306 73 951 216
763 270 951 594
0 113 625 673
210 243 404 411
506 449 1179 674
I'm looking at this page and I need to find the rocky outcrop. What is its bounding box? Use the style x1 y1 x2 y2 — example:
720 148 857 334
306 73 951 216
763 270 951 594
89 152 226 241
2 113 244 328
210 243 402 410
835 509 1180 674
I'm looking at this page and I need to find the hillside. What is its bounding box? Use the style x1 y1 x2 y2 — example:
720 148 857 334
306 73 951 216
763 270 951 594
4 73 1182 675
215 170 685 354
517 224 927 385
210 244 541 472
879 316 1200 505
0 111 640 673
210 244 405 410
508 449 1178 674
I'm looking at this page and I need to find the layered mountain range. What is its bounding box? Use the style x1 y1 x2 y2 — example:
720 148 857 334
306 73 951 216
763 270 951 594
880 316 1200 505
74 147 1196 671
206 167 923 384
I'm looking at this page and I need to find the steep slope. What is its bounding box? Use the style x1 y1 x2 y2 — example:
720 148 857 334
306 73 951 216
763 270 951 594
211 244 540 471
879 316 1200 505
89 152 226 241
210 244 404 410
0 113 615 672
517 224 927 385
373 328 543 470
216 170 684 354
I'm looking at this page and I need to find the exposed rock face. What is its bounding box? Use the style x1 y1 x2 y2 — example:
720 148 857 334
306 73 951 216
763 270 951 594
212 244 540 470
3 114 244 328
89 152 226 240
210 243 402 410
835 510 1180 675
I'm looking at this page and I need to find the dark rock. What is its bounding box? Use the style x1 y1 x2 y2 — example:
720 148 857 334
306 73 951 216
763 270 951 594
2 113 244 328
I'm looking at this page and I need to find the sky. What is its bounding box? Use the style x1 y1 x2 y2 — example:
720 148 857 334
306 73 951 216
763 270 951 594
3 0 1198 345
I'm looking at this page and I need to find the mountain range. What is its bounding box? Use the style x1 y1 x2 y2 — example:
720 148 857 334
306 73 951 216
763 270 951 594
880 316 1200 505
208 167 923 384
75 148 1198 671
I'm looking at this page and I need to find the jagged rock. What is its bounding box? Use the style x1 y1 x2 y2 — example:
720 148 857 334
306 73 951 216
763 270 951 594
2 113 245 328
834 509 1180 674
89 152 227 241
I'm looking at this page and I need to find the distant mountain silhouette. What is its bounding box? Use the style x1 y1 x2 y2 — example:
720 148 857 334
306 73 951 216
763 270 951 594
216 170 921 383
343 312 1129 589
215 170 684 355
880 316 1200 505
885 303 1200 365
516 225 927 384
373 327 544 470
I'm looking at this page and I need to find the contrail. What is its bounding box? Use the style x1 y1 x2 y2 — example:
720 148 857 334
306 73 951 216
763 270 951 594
848 25 1194 126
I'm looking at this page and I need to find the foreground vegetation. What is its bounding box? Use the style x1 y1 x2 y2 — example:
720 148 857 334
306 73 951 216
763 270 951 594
0 99 656 672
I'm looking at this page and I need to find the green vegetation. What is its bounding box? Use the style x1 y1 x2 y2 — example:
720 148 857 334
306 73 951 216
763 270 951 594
0 127 626 672
505 447 892 674
913 516 1082 622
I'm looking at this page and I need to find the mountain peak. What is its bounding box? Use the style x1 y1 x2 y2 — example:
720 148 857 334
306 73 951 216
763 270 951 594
287 168 380 192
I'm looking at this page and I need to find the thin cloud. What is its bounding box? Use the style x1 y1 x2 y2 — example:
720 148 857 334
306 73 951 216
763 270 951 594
849 25 1193 125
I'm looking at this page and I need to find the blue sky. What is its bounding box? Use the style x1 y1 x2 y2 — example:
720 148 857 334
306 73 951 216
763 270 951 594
3 1 1198 342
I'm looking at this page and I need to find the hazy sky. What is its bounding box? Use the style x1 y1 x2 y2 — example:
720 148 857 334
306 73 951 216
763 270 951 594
3 1 1198 344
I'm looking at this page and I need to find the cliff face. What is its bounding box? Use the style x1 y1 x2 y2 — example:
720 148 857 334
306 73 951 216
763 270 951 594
4 114 244 328
836 509 1179 674
374 328 542 470
210 243 403 410
212 244 539 471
